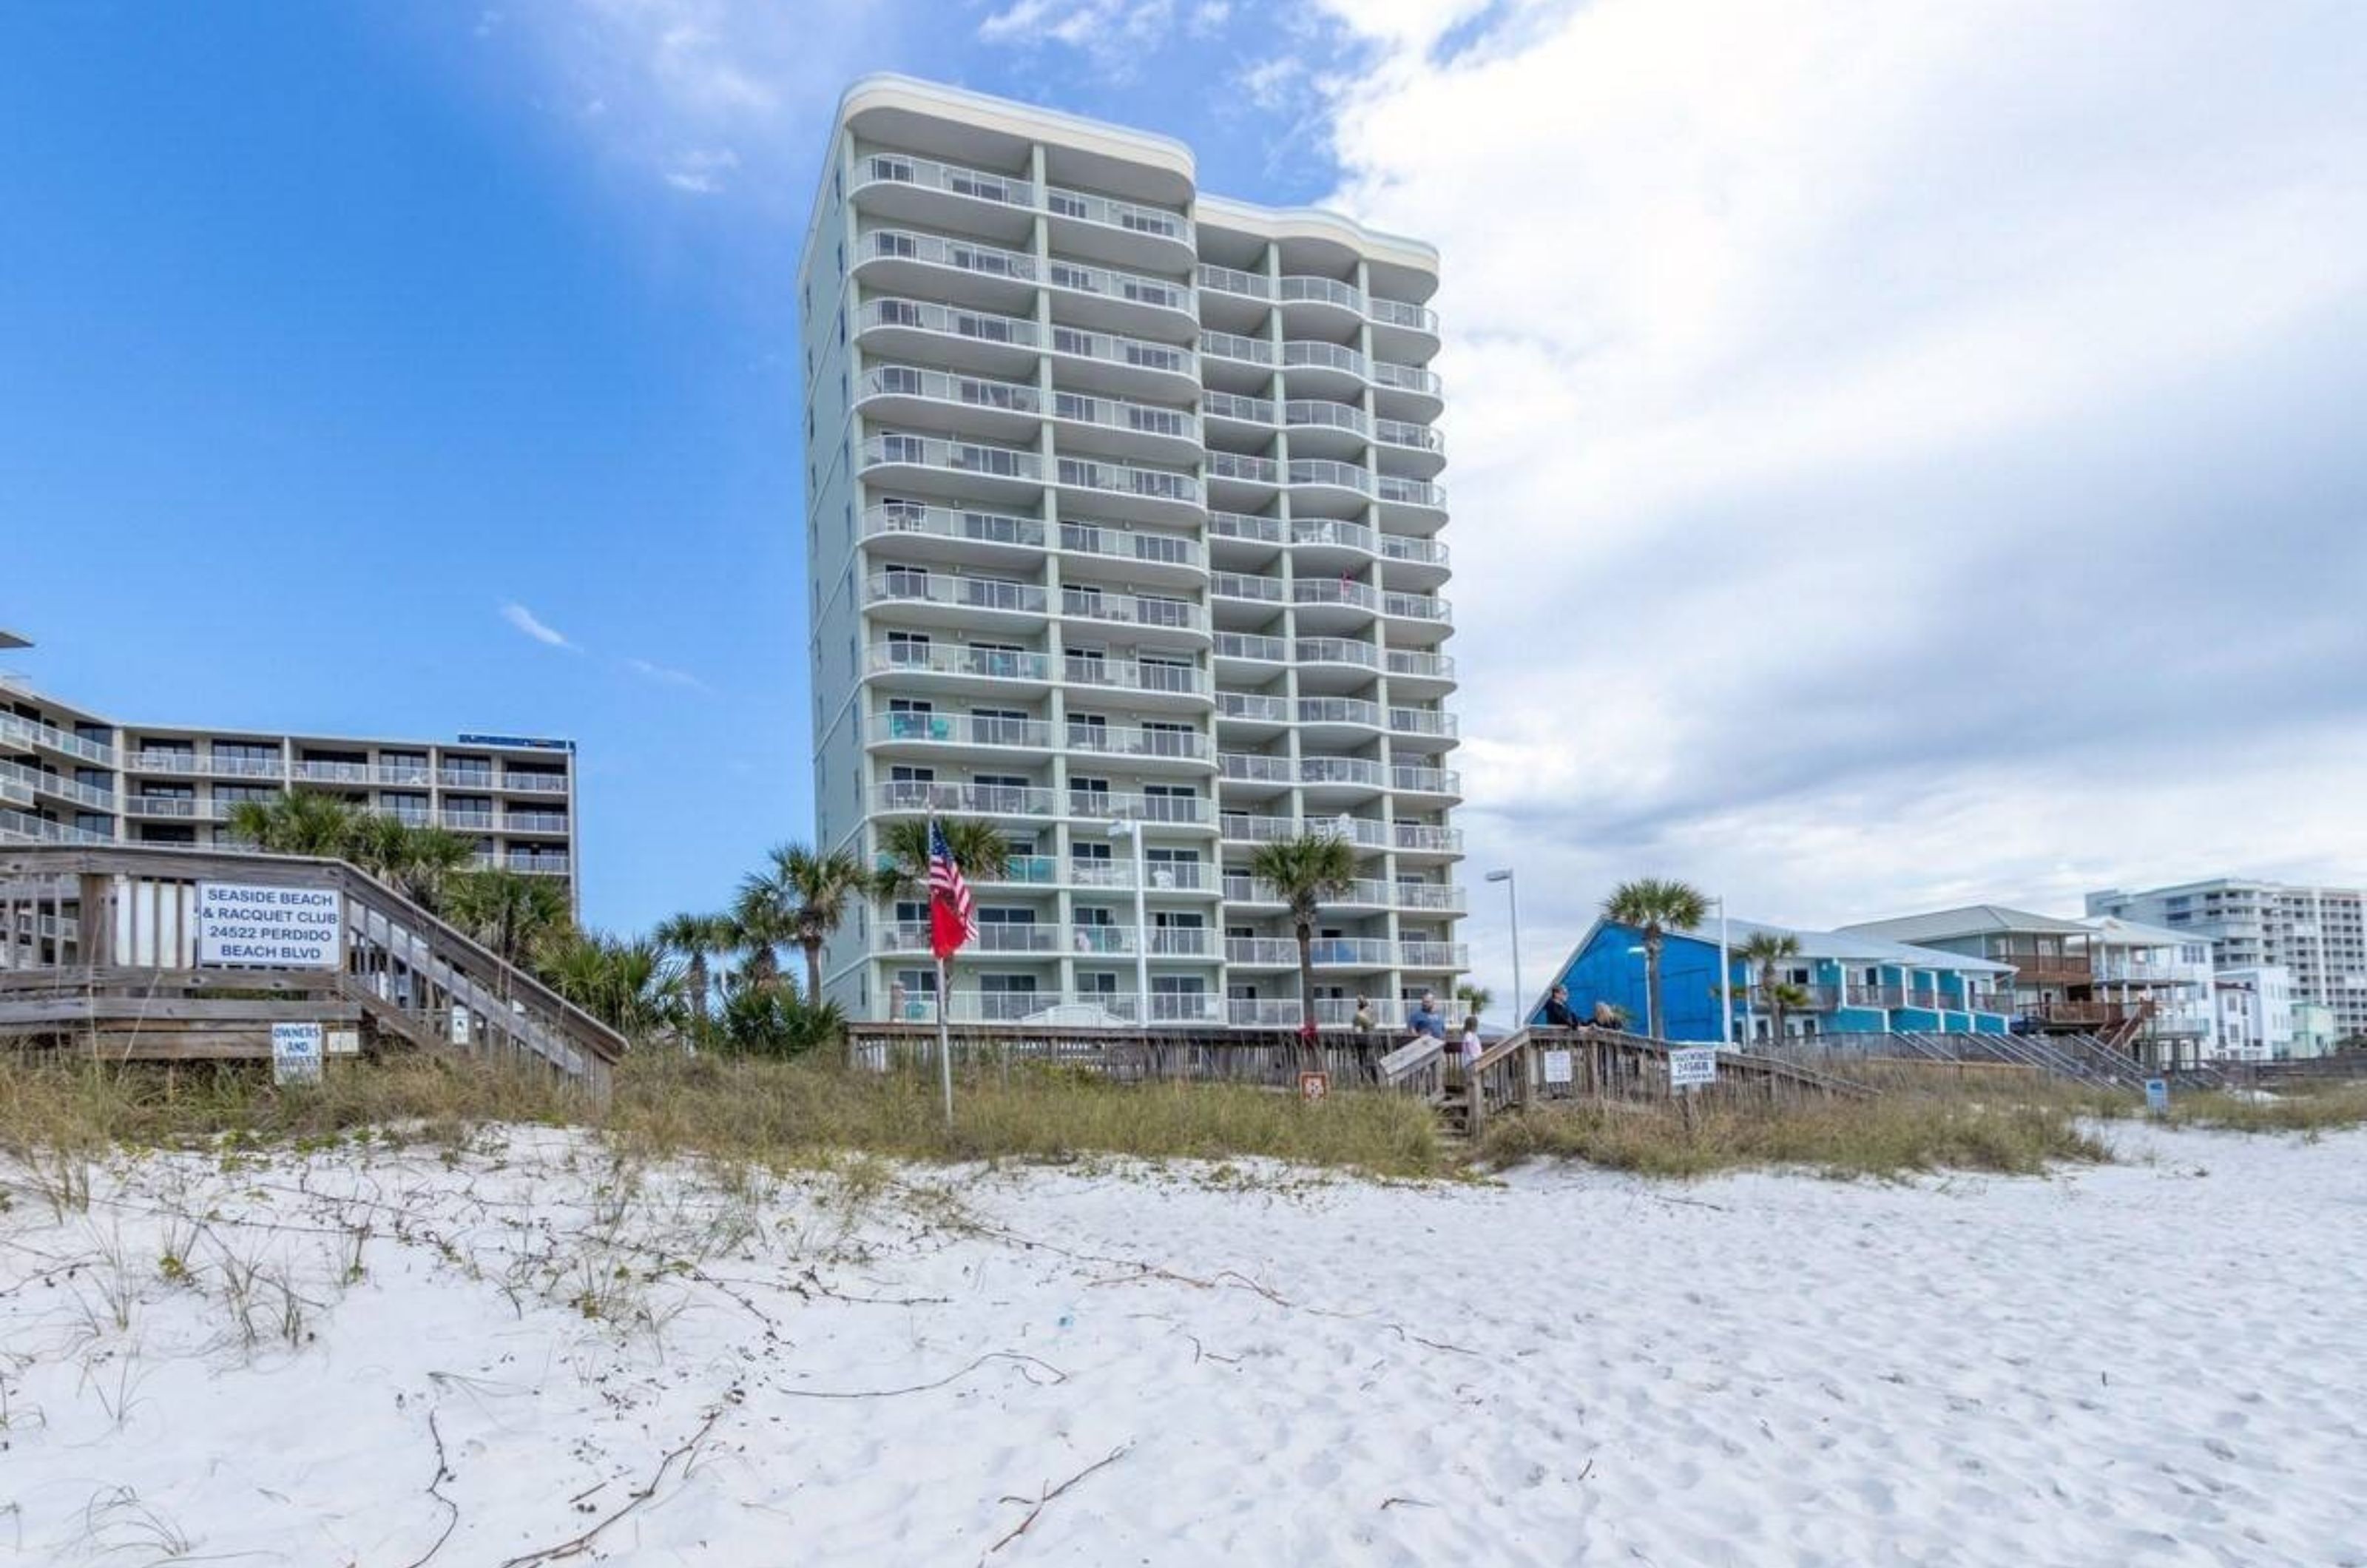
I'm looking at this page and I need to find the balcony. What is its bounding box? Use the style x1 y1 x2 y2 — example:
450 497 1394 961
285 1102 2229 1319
1282 339 1368 381
854 152 1035 216
1202 390 1276 428
1199 329 1274 367
1389 765 1461 795
855 227 1036 295
1207 450 1281 487
871 711 1053 751
124 796 202 820
865 502 1047 558
1294 637 1381 670
1293 578 1380 613
1218 752 1294 785
1374 416 1445 458
854 297 1040 373
1215 691 1289 723
1055 520 1202 575
857 364 1041 433
1218 812 1297 844
860 431 1042 500
864 643 1053 685
1382 591 1451 623
501 774 570 795
1220 876 1466 914
1043 254 1194 325
868 572 1047 621
872 780 1058 819
1286 399 1370 440
895 990 1229 1027
475 854 570 876
1224 936 1442 970
0 808 115 845
1297 756 1385 790
1377 475 1448 511
1393 822 1462 854
1042 183 1192 268
1047 389 1198 454
1196 263 1269 300
1297 697 1382 729
1058 586 1207 635
1214 632 1288 663
1047 323 1196 396
882 921 1061 956
293 760 377 785
1061 655 1209 701
1288 457 1371 496
1067 789 1213 827
436 769 496 789
1367 296 1440 335
1212 570 1285 605
1385 649 1456 684
1379 532 1451 569
441 808 496 831
126 750 203 775
1067 857 1218 893
1061 722 1214 766
0 760 116 811
0 712 118 768
1053 454 1202 521
1276 274 1363 316
505 812 570 834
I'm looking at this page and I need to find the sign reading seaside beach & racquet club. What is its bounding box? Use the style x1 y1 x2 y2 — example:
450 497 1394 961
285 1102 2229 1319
1669 1047 1720 1089
196 882 343 969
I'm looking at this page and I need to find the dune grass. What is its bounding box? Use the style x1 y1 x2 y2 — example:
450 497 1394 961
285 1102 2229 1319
1477 1094 2115 1180
2159 1080 2367 1135
0 1051 1447 1181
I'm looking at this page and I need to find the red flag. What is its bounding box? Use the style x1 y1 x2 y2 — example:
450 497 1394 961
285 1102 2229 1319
928 818 976 962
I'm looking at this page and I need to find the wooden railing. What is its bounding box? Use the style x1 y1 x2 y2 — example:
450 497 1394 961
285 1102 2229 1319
842 1021 1406 1087
0 845 624 1095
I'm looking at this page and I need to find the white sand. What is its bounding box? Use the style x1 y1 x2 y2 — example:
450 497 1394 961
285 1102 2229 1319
4 1124 2363 1566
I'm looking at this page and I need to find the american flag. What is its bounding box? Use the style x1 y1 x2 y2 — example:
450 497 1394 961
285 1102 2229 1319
927 818 976 962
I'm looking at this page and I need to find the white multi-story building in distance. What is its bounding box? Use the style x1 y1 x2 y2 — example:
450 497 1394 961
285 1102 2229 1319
2088 879 2366 1043
799 76 1464 1029
1 635 578 910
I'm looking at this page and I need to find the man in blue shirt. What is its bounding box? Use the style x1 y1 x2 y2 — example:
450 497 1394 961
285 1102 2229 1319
1406 990 1446 1041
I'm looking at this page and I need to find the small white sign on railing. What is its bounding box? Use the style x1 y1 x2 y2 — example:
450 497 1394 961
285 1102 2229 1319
1542 1049 1574 1085
197 882 342 969
272 1022 323 1085
1669 1047 1720 1089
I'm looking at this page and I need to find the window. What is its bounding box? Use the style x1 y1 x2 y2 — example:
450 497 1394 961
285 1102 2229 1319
887 631 932 666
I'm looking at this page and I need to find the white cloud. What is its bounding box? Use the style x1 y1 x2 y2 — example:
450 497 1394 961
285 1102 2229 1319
624 657 714 693
976 0 1182 77
662 146 740 195
500 601 576 650
1303 0 2367 995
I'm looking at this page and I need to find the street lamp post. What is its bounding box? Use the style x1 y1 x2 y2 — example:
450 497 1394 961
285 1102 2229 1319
1485 868 1522 1029
1108 817 1150 1025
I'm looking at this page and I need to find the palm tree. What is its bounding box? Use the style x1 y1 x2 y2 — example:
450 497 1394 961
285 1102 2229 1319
728 883 792 993
445 868 573 969
543 931 683 1041
872 817 1012 902
1738 930 1803 1046
1454 982 1494 1021
654 912 735 1027
1601 877 1710 1041
225 791 362 858
738 844 871 1004
1249 833 1358 1045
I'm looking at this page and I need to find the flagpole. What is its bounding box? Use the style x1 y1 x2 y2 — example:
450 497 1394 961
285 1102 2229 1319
936 953 953 1128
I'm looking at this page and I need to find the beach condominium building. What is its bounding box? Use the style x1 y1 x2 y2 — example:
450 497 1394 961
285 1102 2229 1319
2087 879 2367 1042
798 77 1462 1028
1 643 578 910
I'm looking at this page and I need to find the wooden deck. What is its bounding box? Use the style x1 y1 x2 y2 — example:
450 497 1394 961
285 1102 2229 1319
1 845 624 1094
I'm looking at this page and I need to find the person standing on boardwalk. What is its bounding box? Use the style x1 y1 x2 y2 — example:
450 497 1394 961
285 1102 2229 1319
1352 996 1376 1033
1407 990 1446 1042
1542 984 1581 1028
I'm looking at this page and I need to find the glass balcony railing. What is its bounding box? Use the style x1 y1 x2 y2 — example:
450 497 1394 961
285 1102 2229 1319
1061 655 1209 697
1207 510 1283 544
1285 399 1369 438
865 643 1053 682
1044 255 1191 312
867 573 1047 615
1049 390 1196 442
859 364 1041 417
1198 329 1273 366
871 712 1052 749
1214 632 1288 663
1215 691 1290 723
865 503 1047 550
1043 184 1189 242
861 227 1036 283
1201 390 1276 426
857 153 1035 209
1058 588 1206 632
1206 450 1280 485
1054 456 1201 505
856 297 1039 350
861 431 1041 482
1212 572 1284 604
1048 324 1193 376
1056 521 1202 570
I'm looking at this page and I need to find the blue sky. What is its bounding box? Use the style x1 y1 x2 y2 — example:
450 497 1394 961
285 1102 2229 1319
1 4 1360 933
8 1 2366 990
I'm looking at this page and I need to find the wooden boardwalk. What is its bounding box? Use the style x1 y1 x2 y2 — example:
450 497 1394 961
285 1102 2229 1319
1 845 624 1094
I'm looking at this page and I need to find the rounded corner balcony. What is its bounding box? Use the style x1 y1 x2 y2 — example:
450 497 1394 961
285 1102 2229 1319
1371 358 1445 422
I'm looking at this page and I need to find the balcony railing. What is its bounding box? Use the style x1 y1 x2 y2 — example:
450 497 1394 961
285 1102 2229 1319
1372 361 1443 396
1215 691 1289 723
1212 572 1284 604
865 643 1053 682
861 431 1041 481
867 502 1047 551
1388 707 1456 738
1289 458 1371 493
1048 324 1194 376
505 813 570 833
856 297 1039 351
886 990 1229 1027
1382 591 1451 622
1367 296 1440 334
1218 752 1293 784
1377 475 1447 509
1043 255 1191 312
1380 533 1451 567
868 572 1047 616
0 713 117 767
1049 390 1196 442
859 364 1040 417
1067 790 1213 825
1062 723 1213 763
1295 638 1380 669
0 808 115 845
857 152 1034 209
1389 766 1461 794
1218 812 1297 843
1282 340 1367 377
1385 649 1456 680
0 760 116 811
1207 450 1280 486
1297 757 1385 788
1061 655 1209 698
1043 183 1189 242
1195 263 1268 299
1298 697 1381 726
1373 417 1443 454
441 809 496 831
474 854 572 876
872 711 1051 750
1286 399 1369 438
1055 456 1201 505
1214 632 1288 663
873 781 1058 818
882 921 1061 955
861 227 1036 283
1058 587 1204 632
1056 521 1201 570
1199 329 1274 366
1220 876 1465 913
1202 390 1276 426
1393 822 1462 852
502 774 570 795
1293 578 1380 612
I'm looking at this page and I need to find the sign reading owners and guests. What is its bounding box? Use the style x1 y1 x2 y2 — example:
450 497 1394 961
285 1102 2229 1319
271 1021 324 1085
196 883 343 969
